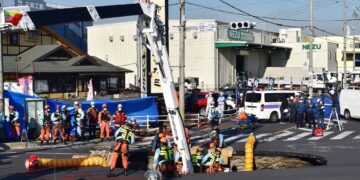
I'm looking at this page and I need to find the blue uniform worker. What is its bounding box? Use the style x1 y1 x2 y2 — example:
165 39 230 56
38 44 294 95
295 98 306 128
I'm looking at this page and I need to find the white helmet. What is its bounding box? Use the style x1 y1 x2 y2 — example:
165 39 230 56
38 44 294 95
227 96 232 100
61 105 67 110
90 101 95 106
284 109 289 113
330 89 335 95
74 101 79 105
290 96 294 100
118 104 122 109
210 101 215 107
240 93 244 97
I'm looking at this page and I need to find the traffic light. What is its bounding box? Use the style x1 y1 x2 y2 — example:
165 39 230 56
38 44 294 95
230 21 255 29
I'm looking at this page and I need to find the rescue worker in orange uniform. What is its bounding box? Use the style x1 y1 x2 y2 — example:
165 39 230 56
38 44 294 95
7 105 20 141
98 104 111 142
51 105 66 145
40 105 51 145
107 123 135 177
86 102 98 140
113 104 127 129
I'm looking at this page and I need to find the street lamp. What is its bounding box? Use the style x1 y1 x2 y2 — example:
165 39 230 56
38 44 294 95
15 56 21 81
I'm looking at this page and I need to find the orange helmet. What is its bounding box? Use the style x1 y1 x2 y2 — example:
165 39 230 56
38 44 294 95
160 137 168 144
209 143 215 149
158 133 165 138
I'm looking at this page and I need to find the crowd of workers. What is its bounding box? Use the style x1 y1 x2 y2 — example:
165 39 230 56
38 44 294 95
0 101 136 144
278 91 335 134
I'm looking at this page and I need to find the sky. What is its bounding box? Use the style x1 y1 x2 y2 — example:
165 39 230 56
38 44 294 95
17 0 360 36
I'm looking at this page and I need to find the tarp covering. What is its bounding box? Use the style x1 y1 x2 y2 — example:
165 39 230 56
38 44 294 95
4 90 159 139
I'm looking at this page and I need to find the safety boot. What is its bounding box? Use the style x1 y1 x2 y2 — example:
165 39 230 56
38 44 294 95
54 139 57 145
124 169 128 176
46 140 50 145
40 141 44 145
107 169 115 177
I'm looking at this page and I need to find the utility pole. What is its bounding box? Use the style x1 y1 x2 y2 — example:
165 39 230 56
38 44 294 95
353 36 356 71
309 0 314 96
343 0 348 89
179 0 186 118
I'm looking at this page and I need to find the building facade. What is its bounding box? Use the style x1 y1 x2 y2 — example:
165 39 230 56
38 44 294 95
88 19 289 91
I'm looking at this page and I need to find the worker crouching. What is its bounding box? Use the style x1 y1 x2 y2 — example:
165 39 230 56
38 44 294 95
201 145 224 173
153 137 176 177
108 123 135 177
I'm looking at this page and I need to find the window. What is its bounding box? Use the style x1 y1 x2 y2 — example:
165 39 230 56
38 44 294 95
63 78 76 92
48 79 62 93
109 77 119 89
34 80 49 93
245 93 261 103
265 93 294 102
26 31 40 41
9 33 19 45
100 80 107 91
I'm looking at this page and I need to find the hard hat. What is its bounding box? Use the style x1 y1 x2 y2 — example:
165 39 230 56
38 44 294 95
284 109 289 113
220 92 224 95
158 133 165 138
118 104 122 108
240 93 244 97
227 96 232 100
102 104 107 108
317 99 321 103
90 101 95 105
330 89 335 95
61 105 67 109
308 96 312 100
209 143 215 149
74 101 79 105
160 137 168 144
131 117 136 122
290 96 294 100
44 105 50 109
210 130 218 139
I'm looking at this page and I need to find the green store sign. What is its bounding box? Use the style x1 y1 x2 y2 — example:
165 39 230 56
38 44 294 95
228 29 255 42
302 44 321 50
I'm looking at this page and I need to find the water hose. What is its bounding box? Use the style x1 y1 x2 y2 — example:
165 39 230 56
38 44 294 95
244 133 256 171
25 155 108 171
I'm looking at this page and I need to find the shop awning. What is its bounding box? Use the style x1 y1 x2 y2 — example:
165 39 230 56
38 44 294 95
215 41 292 50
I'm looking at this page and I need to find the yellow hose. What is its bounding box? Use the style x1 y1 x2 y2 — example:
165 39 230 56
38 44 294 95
244 133 256 171
26 156 109 171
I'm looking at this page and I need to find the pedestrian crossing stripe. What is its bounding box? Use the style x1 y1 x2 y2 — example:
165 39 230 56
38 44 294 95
237 133 271 142
224 134 249 142
284 132 311 141
330 131 354 140
307 131 333 140
262 131 295 142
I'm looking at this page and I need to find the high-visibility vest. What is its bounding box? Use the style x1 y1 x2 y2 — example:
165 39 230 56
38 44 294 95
43 112 51 125
191 153 202 163
208 152 220 164
116 127 133 142
159 147 173 161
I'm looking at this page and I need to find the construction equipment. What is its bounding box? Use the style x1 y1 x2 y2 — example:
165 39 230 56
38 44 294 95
0 1 193 174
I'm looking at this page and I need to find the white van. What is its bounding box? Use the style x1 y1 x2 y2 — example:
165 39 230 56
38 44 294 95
340 89 360 120
244 90 306 122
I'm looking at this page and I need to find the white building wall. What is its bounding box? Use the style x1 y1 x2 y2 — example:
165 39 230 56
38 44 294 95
88 22 138 88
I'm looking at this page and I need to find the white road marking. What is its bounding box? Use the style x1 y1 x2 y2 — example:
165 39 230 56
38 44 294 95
284 132 311 141
297 128 313 132
224 134 249 142
237 133 271 142
262 131 295 142
353 134 360 140
330 131 355 140
307 131 334 140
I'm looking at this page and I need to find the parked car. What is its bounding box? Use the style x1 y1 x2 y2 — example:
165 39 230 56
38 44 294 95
244 90 306 122
340 89 360 120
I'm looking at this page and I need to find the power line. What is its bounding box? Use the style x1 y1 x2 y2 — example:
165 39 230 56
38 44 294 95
218 0 307 28
186 1 360 22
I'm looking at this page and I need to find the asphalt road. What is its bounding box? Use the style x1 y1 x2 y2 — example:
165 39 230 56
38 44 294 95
1 119 360 180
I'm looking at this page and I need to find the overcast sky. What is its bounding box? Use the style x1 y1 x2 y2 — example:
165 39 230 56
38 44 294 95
27 0 360 36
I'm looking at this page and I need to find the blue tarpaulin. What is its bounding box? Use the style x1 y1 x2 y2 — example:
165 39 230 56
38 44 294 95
4 90 159 139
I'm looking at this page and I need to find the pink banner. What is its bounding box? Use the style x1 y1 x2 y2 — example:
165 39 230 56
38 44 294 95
18 75 34 96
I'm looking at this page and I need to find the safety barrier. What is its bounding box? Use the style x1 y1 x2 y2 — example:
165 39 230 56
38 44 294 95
244 133 256 171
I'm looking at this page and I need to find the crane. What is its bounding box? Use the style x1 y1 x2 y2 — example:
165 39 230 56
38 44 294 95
0 1 193 174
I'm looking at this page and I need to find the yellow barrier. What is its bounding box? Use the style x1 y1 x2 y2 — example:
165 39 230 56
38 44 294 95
244 133 256 171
